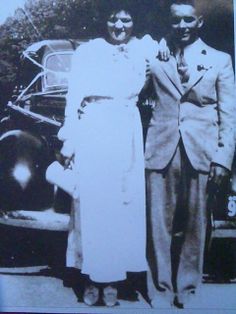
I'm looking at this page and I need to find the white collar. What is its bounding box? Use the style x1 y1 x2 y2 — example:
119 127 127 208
183 38 203 53
175 39 206 62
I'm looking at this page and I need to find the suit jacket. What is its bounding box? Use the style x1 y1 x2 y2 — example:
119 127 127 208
145 39 236 172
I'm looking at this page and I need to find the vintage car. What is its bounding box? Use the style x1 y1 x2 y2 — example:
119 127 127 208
0 39 87 228
0 39 235 278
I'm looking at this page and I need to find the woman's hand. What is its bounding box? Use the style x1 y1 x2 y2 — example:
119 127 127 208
59 141 75 169
158 38 170 61
57 127 75 168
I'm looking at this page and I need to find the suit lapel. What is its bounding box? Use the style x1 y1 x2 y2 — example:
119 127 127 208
160 56 184 96
183 41 213 95
184 68 209 94
156 40 213 98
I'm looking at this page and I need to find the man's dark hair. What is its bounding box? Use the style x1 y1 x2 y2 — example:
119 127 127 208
170 0 202 16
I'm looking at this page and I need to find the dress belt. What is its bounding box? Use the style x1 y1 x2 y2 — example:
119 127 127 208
83 95 137 108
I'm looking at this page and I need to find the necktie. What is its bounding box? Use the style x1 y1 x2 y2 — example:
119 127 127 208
177 49 189 84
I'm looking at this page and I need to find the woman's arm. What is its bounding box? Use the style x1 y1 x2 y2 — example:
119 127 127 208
58 44 90 162
58 47 85 139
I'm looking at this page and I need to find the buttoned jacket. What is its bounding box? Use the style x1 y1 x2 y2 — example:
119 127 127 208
145 39 236 172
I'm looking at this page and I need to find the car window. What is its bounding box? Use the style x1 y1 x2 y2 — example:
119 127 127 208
43 52 72 90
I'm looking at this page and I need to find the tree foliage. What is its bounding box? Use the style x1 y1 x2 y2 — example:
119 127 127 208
0 0 171 105
0 0 170 104
0 0 234 106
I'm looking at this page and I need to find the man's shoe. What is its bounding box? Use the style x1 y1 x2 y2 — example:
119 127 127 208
173 296 184 309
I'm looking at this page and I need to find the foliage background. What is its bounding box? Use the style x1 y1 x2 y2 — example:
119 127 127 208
0 0 234 106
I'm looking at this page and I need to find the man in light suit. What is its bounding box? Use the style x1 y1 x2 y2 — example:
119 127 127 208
145 0 235 308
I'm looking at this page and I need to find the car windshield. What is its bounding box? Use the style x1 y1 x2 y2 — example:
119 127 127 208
44 52 72 90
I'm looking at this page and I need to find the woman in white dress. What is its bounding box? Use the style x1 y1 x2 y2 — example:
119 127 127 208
58 3 165 307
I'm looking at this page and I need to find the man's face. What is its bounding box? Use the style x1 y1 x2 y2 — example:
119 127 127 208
107 10 133 44
170 4 203 46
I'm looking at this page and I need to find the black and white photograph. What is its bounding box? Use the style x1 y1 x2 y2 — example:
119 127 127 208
0 0 235 313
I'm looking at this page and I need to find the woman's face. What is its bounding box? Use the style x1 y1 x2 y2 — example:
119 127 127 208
107 10 133 44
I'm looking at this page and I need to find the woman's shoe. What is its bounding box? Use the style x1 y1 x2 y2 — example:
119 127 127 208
83 285 99 306
102 285 118 307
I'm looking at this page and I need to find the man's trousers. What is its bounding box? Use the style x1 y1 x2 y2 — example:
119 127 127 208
146 143 209 303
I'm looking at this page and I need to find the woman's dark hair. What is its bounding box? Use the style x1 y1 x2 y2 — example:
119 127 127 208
170 0 196 6
96 0 137 20
91 0 168 40
94 0 137 37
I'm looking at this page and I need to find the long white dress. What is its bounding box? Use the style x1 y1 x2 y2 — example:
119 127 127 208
60 36 158 283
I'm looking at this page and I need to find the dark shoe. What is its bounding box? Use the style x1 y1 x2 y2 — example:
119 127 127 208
63 268 81 288
173 296 184 309
83 285 99 306
117 280 138 301
102 285 119 307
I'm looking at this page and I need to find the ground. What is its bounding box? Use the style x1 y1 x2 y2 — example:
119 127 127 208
0 215 235 313
0 266 236 313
